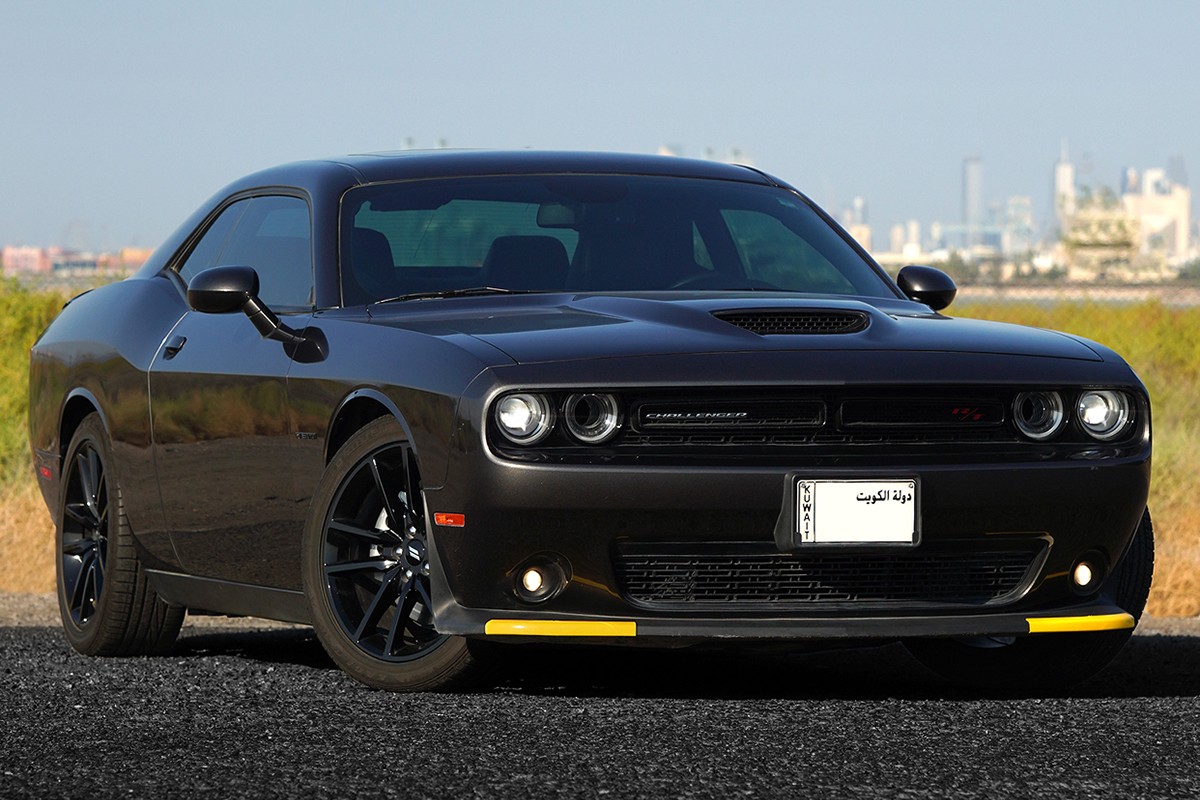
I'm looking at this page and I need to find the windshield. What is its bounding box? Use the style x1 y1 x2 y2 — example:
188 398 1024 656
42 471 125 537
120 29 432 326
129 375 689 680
338 175 896 305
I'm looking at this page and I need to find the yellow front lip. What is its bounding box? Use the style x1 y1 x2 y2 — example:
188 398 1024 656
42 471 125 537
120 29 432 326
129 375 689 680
1026 613 1135 634
482 613 1133 638
485 619 637 637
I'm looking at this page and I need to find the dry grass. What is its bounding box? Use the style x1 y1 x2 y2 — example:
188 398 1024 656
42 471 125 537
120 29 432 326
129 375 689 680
1144 506 1200 617
0 479 54 594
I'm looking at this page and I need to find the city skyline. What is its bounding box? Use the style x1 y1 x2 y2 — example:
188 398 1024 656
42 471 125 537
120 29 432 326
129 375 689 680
2 1 1198 253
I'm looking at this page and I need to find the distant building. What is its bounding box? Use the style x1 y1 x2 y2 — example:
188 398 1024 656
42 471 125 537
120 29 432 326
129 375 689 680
1053 141 1076 226
1121 167 1191 261
1003 196 1034 255
2 245 50 275
963 157 983 249
847 223 872 252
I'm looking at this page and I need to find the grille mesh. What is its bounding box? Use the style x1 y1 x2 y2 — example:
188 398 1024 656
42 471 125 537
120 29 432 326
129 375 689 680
714 310 869 335
615 543 1042 608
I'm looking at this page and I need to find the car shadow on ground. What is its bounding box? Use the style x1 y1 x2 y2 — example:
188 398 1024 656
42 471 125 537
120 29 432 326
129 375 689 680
171 624 1200 700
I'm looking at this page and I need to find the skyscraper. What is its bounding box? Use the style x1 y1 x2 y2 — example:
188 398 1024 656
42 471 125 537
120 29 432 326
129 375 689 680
963 157 983 250
1053 140 1076 227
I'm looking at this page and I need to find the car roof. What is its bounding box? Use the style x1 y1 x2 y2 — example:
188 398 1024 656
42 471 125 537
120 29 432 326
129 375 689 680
236 150 781 191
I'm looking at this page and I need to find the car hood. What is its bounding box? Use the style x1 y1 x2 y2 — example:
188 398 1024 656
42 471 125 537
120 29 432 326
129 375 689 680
368 293 1105 365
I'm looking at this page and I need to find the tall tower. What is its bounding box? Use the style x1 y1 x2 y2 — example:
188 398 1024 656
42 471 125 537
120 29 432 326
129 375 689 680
963 156 983 250
1053 139 1076 227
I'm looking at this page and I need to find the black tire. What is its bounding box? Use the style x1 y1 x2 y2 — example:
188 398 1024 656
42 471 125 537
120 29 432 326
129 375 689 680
905 509 1155 691
302 416 494 691
57 413 184 656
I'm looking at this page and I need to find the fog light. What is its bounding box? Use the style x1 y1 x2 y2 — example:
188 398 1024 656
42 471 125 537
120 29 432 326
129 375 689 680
1070 553 1106 595
513 557 570 603
521 568 544 593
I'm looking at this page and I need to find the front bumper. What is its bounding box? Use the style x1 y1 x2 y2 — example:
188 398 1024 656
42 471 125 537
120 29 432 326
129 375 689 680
423 450 1150 641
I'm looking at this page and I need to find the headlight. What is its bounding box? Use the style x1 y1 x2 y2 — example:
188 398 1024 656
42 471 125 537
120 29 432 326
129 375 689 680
495 393 553 444
563 393 621 443
1013 391 1065 440
1077 390 1131 440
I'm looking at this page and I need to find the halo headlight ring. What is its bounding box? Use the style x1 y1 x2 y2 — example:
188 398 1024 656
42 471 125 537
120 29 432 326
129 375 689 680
495 393 554 445
1076 390 1132 441
563 393 621 444
1013 391 1065 441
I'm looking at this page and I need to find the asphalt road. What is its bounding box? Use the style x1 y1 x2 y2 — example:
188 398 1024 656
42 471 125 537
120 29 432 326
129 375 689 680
2 609 1199 799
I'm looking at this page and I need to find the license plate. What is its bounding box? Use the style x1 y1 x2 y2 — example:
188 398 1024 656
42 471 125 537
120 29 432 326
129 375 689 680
795 479 918 544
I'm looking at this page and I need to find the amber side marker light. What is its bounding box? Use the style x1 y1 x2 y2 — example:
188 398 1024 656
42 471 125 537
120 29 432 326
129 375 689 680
434 513 466 527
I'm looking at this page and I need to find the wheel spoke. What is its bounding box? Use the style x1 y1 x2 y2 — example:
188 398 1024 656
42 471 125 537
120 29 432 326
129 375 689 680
63 502 93 528
369 457 402 533
62 538 93 557
91 556 104 602
70 551 93 611
328 519 394 543
83 449 102 518
353 566 402 642
324 557 391 576
384 577 415 655
405 449 423 528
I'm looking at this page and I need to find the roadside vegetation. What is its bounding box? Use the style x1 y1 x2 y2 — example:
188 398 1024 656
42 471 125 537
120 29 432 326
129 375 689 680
0 281 1195 613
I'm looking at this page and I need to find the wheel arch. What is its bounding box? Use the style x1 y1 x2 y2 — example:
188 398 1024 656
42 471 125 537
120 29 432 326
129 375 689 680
59 388 107 458
325 389 417 467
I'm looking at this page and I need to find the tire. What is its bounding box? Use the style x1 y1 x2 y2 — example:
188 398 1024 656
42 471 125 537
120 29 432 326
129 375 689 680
56 413 185 656
904 508 1155 691
302 417 494 691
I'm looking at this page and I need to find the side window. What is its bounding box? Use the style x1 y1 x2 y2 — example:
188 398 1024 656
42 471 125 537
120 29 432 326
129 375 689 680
219 196 314 310
177 199 250 284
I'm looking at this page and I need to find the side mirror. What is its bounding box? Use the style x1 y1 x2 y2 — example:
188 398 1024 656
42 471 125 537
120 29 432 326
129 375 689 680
187 265 259 314
897 265 957 311
187 265 304 343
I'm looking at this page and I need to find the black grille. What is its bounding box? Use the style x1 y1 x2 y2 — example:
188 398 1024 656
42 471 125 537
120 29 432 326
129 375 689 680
714 309 869 335
841 398 1006 428
637 400 825 430
614 542 1043 608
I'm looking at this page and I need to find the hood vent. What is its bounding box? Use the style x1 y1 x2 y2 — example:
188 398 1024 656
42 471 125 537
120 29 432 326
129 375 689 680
714 309 869 335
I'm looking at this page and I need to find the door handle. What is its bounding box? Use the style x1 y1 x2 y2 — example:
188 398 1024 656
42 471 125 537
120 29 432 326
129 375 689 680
163 335 187 360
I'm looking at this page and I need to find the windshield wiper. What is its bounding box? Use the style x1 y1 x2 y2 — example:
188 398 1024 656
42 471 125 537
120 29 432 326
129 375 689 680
372 286 542 305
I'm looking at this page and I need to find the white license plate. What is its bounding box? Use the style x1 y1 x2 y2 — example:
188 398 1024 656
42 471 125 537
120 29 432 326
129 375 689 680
795 479 918 544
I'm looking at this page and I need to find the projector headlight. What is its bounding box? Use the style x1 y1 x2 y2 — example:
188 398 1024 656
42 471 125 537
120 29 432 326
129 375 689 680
563 393 621 444
1013 391 1065 440
1077 390 1131 441
495 393 553 445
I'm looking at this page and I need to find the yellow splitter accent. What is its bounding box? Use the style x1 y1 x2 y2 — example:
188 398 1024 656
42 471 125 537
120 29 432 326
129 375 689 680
1026 612 1135 634
485 620 637 637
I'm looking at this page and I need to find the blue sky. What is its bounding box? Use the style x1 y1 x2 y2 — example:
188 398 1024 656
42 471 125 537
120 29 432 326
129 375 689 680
3 0 1196 250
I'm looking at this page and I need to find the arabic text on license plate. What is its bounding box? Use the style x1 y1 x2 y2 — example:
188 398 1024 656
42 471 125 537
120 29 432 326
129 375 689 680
795 479 917 544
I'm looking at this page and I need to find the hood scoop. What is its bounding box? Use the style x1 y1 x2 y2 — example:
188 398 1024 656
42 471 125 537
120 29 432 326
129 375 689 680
713 309 870 335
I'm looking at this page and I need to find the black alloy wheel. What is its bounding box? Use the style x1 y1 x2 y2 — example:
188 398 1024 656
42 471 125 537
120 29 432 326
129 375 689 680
322 440 445 662
61 440 108 627
56 413 184 656
303 417 494 691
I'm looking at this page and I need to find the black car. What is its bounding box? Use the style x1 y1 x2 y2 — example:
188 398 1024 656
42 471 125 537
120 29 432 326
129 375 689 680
30 151 1153 691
